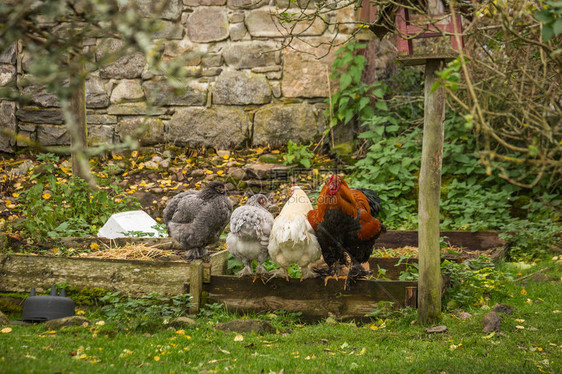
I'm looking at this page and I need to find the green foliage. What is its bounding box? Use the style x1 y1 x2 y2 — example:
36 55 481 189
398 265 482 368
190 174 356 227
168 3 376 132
6 153 140 243
283 140 314 168
328 42 386 132
535 1 562 41
100 291 192 330
500 215 561 261
441 256 512 311
198 302 230 320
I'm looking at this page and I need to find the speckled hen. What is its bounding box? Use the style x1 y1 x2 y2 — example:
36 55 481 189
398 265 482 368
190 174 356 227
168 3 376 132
226 194 274 278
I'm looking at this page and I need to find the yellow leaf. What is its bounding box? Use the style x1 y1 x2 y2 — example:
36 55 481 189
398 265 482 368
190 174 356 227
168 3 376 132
95 321 105 326
222 154 229 160
271 150 280 154
176 329 185 335
90 243 100 250
12 192 19 198
6 203 16 209
483 332 495 339
76 310 86 316
42 192 51 200
112 154 122 160
515 325 525 329
154 356 160 361
1 327 12 334
234 334 244 342
521 288 527 295
515 319 525 323
205 170 213 175
132 151 138 158
217 170 224 176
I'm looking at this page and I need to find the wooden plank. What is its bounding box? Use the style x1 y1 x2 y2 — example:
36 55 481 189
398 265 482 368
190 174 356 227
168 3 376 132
209 249 230 276
189 260 203 313
203 276 417 321
375 230 505 250
396 55 456 66
0 254 190 297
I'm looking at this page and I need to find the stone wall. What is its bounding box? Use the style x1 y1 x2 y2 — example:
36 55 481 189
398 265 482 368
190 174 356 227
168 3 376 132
0 1 375 153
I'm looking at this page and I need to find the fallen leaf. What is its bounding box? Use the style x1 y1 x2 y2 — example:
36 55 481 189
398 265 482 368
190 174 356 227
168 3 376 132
95 321 105 326
521 288 527 295
234 334 244 342
515 319 525 323
90 243 99 250
449 343 462 351
483 332 495 339
42 192 51 200
515 325 525 329
1 327 12 334
154 356 160 361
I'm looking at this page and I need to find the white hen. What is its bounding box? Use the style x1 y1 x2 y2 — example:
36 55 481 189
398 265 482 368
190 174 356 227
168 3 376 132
268 186 322 280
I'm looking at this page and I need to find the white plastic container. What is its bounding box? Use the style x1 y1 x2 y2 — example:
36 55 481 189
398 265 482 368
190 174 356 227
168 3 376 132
97 210 168 239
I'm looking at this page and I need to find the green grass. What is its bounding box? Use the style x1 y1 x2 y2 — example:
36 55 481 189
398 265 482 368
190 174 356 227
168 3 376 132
1 258 560 374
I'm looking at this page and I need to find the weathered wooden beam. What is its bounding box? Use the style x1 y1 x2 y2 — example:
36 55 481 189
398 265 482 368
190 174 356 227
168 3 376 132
0 254 190 297
375 230 505 250
418 58 446 324
203 276 418 321
189 260 203 314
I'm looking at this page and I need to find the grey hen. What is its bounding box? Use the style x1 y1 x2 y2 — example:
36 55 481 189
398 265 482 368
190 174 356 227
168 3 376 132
163 181 232 260
226 194 274 278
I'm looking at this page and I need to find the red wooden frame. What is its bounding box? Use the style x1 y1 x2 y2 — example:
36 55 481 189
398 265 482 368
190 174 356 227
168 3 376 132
395 6 465 55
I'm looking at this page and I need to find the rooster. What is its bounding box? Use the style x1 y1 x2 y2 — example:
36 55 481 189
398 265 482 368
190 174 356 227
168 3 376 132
226 194 274 281
268 186 322 281
307 175 386 289
163 181 232 260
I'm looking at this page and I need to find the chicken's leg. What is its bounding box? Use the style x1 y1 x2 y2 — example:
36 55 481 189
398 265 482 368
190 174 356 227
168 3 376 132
340 256 371 290
237 260 253 277
300 265 318 282
252 262 268 284
268 267 290 282
183 248 206 261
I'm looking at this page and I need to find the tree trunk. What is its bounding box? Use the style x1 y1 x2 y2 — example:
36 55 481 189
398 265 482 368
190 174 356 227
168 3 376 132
418 58 445 324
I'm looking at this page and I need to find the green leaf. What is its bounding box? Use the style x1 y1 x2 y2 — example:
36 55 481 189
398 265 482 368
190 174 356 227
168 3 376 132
430 81 442 93
340 74 352 91
375 101 388 111
372 87 384 98
344 109 354 124
542 26 554 41
388 165 400 175
534 10 554 23
553 18 562 36
358 97 370 111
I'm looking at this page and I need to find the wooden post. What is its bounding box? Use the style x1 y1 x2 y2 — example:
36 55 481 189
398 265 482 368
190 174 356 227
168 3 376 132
418 58 445 324
189 260 203 314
